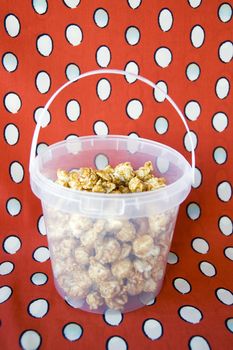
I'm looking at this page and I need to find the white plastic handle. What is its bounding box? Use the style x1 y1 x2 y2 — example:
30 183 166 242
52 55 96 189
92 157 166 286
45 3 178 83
29 69 195 182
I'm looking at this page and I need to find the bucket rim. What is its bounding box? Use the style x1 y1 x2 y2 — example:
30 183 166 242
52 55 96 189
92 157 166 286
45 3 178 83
30 135 192 201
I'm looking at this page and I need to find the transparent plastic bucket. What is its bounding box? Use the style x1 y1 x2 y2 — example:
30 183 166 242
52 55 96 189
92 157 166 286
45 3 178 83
29 69 195 313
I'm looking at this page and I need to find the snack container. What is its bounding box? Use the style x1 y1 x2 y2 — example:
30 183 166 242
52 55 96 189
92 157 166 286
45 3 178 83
29 69 195 313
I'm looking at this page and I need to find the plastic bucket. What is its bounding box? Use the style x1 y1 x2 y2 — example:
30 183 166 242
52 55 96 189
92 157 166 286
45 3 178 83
29 69 195 313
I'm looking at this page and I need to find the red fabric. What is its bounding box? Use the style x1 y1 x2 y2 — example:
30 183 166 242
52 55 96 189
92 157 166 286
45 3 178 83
0 1 232 349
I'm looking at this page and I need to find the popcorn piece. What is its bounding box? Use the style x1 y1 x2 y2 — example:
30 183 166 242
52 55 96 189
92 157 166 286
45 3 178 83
86 291 104 310
148 213 170 236
143 278 158 293
105 219 123 232
105 289 128 310
51 237 76 260
128 177 146 192
113 162 134 183
116 221 136 242
95 238 121 264
111 259 133 279
88 259 111 283
145 177 166 191
74 247 89 266
68 171 83 190
77 167 98 190
132 235 154 258
57 270 92 298
96 165 114 182
80 228 98 250
69 214 93 238
133 259 152 274
133 217 149 236
57 169 69 182
92 179 106 193
135 161 153 180
126 271 144 296
118 243 132 259
118 185 130 193
99 279 123 299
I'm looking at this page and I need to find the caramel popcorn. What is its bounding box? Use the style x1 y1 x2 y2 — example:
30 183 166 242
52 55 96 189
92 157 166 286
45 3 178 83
88 259 111 283
55 161 166 193
126 271 144 296
74 247 89 266
116 221 136 242
86 291 104 310
118 243 132 259
132 235 154 258
99 279 123 299
111 258 133 279
95 238 121 264
105 289 128 311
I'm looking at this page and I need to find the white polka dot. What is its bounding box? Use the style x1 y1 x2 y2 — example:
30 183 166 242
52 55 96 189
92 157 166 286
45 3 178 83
167 252 178 264
0 286 13 304
185 101 201 121
154 47 172 68
95 154 109 169
33 247 50 263
36 142 49 156
65 296 85 308
31 273 48 286
35 71 51 94
213 147 227 165
215 77 230 99
217 181 232 202
199 261 216 277
219 216 232 236
36 34 53 56
219 41 233 63
28 299 49 318
125 26 140 45
2 52 18 72
189 336 210 350
65 63 80 81
153 81 168 102
3 235 21 254
34 107 51 127
179 305 202 324
4 14 20 37
4 124 19 145
126 99 143 119
63 0 80 8
65 24 83 46
156 157 170 174
186 62 201 81
4 92 21 113
96 46 111 67
38 215 46 235
107 336 127 350
127 132 139 153
124 61 139 83
127 0 141 9
225 247 233 261
158 8 173 32
6 198 21 216
0 262 14 275
216 288 233 305
187 202 200 220
63 323 83 341
190 25 205 48
96 78 111 101
9 161 24 183
192 237 209 254
139 293 156 305
188 0 202 9
154 117 169 134
32 0 48 14
192 168 202 188
143 319 163 340
94 121 109 135
66 100 80 121
104 309 123 326
212 112 228 132
173 278 191 294
20 330 41 350
94 8 109 28
184 130 198 151
226 318 233 333
218 3 232 23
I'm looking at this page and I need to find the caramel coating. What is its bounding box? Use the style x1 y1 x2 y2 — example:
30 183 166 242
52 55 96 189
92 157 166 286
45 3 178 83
88 259 111 283
111 259 133 279
95 238 121 264
99 279 123 299
132 235 154 258
74 247 89 266
116 221 136 242
86 291 104 310
126 271 144 296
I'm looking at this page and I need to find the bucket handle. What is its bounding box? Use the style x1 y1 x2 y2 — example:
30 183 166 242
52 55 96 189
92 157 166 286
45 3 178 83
29 68 195 183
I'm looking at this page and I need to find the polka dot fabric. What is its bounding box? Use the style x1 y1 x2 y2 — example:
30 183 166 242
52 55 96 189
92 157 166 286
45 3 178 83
0 1 232 349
